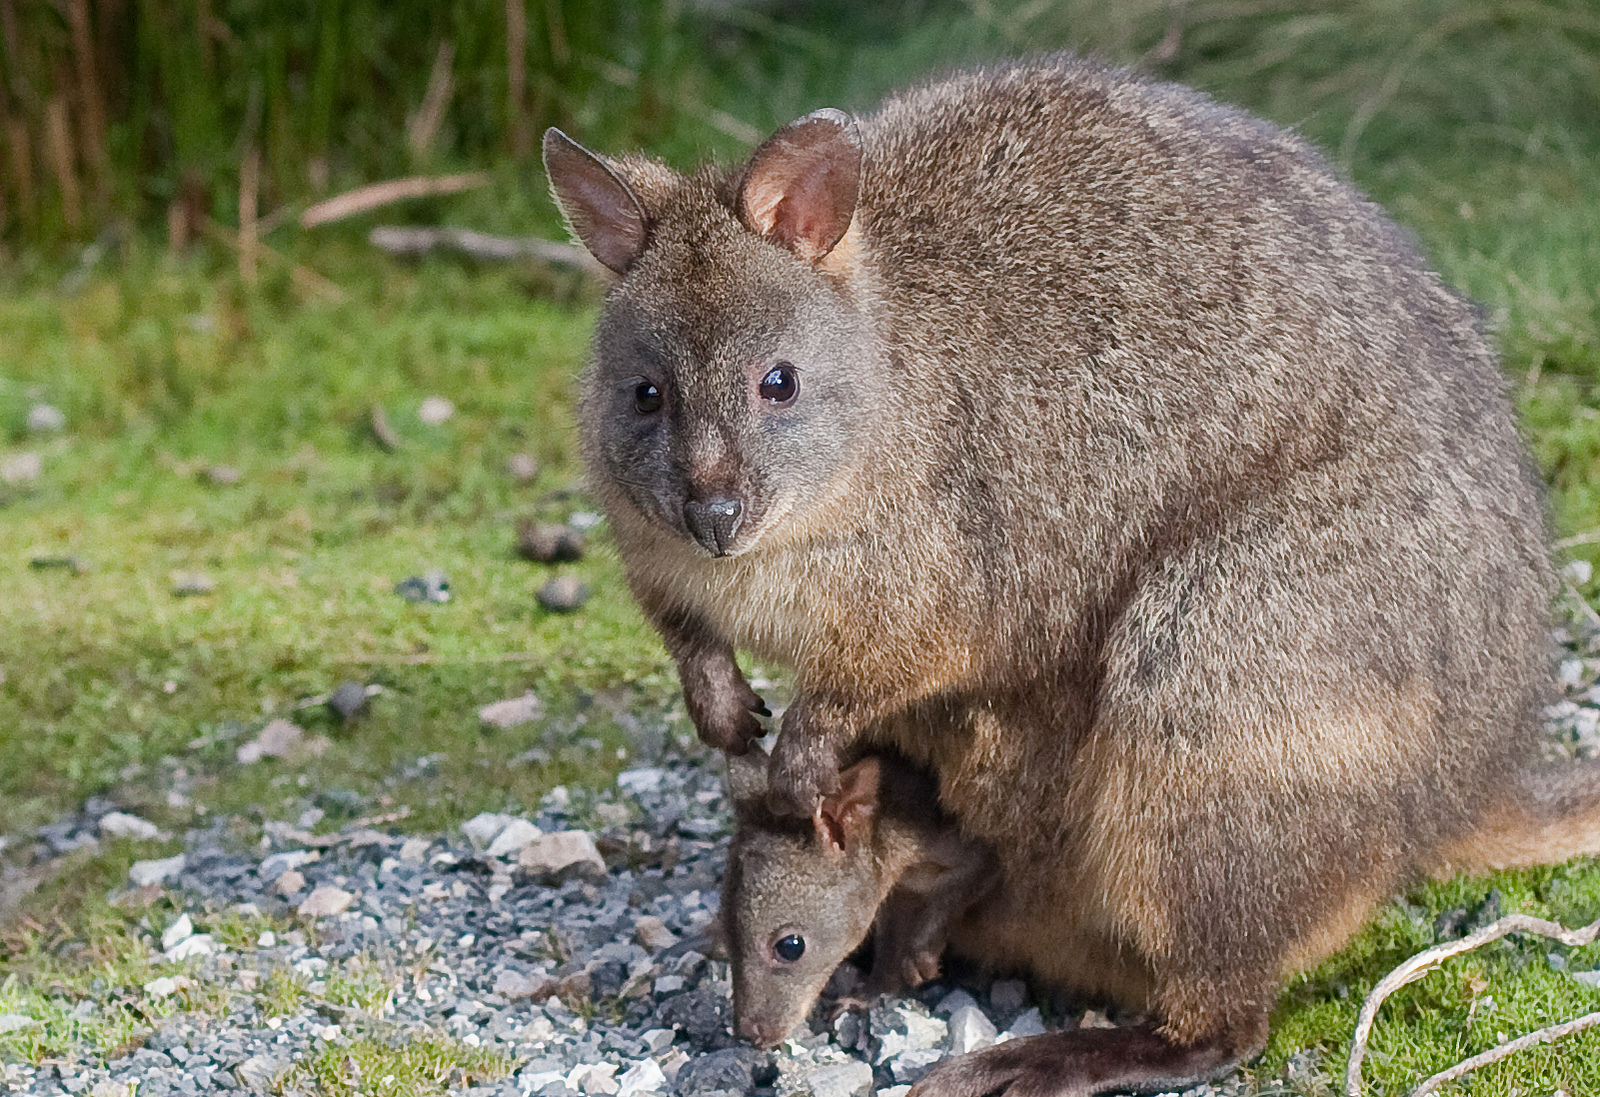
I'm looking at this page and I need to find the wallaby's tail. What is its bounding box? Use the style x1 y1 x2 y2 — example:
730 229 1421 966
1439 757 1600 874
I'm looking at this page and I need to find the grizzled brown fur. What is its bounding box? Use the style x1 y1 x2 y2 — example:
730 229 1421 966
546 55 1600 1096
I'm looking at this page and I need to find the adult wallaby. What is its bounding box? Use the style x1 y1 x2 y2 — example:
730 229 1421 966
545 54 1600 1096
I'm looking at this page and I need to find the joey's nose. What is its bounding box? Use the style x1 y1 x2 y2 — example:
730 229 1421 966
683 495 744 556
738 1017 775 1047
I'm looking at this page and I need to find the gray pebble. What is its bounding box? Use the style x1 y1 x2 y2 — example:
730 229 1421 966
326 681 370 720
538 575 590 612
518 521 586 563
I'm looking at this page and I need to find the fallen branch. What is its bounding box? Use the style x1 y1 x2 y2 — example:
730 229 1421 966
1409 1010 1600 1096
300 172 491 228
1344 912 1600 1097
367 225 601 273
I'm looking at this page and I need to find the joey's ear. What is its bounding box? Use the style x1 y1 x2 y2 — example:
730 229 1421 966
726 744 771 806
738 108 861 262
542 127 650 274
814 755 880 854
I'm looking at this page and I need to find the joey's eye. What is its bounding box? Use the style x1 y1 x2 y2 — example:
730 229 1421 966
772 934 805 964
759 362 798 406
634 381 663 414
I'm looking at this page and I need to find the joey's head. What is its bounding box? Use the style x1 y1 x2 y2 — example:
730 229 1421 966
544 111 888 558
722 749 888 1048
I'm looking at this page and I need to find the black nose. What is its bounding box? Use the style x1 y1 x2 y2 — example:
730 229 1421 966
683 495 744 556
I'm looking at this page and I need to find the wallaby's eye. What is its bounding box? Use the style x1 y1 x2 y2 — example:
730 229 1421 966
772 934 805 964
759 362 798 406
634 381 664 414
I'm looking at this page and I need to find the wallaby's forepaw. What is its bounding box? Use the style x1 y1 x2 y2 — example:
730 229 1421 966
904 949 942 988
766 732 841 816
684 672 770 753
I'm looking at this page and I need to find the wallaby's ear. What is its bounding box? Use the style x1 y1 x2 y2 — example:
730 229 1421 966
726 744 771 806
738 108 861 262
814 755 880 854
543 127 650 275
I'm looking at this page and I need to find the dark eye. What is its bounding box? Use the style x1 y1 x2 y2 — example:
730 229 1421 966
634 381 663 414
759 362 798 406
772 934 805 964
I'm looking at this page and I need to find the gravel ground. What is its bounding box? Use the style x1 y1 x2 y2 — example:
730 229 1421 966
6 590 1600 1097
0 742 1251 1097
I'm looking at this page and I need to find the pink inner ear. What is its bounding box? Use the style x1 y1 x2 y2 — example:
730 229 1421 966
814 800 848 852
543 128 649 274
739 110 860 262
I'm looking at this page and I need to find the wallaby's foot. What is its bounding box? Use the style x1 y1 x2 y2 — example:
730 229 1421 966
908 1025 1242 1097
682 660 769 753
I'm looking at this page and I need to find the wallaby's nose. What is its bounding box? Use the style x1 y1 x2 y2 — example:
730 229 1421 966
683 495 744 556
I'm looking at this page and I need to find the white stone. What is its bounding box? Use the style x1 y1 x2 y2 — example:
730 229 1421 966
99 812 161 840
518 830 607 879
129 853 186 887
161 913 195 950
873 1002 948 1063
494 969 556 1000
165 933 216 963
1571 969 1600 988
641 1028 675 1054
143 975 189 998
27 404 66 432
570 1062 620 1095
946 1004 998 1055
484 818 543 859
889 1048 945 1085
933 988 980 1015
478 692 543 730
418 395 456 425
89 1081 133 1097
297 885 354 918
461 811 520 849
791 1061 874 1097
616 767 666 795
634 915 680 951
0 1013 40 1034
399 837 432 862
1 452 41 484
236 719 305 764
616 1057 668 1097
1002 1008 1046 1040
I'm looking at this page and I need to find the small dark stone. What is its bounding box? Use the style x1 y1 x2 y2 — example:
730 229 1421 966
171 572 216 596
674 1048 767 1097
202 465 243 486
537 575 590 612
516 520 585 564
29 554 90 574
327 681 370 720
315 787 371 820
396 570 450 603
658 987 731 1046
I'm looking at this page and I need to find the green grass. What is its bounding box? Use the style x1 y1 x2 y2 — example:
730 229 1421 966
4 2 1600 1093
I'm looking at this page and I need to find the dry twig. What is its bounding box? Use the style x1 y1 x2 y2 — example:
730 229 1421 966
299 172 491 228
367 225 599 273
203 218 345 302
1344 912 1600 1097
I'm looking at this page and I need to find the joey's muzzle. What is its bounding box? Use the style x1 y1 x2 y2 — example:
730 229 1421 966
684 495 744 556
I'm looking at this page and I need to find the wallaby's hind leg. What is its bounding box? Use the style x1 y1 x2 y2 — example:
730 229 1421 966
909 1020 1259 1097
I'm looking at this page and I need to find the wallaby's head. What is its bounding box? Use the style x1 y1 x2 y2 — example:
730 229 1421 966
722 748 888 1047
544 112 890 559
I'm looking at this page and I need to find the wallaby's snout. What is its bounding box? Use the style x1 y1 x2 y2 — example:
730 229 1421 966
684 493 745 556
737 1016 780 1048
